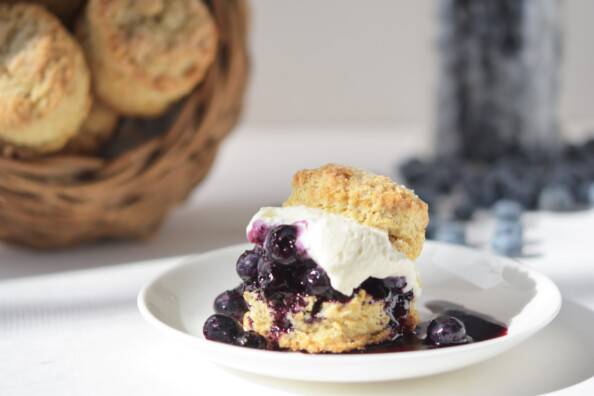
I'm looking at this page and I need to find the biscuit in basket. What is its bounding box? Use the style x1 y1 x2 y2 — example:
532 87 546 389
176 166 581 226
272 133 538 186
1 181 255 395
80 0 218 117
63 99 118 155
0 3 92 155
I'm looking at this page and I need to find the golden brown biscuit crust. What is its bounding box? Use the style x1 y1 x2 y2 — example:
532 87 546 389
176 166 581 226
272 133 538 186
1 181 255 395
284 164 429 259
82 0 218 116
63 98 118 154
243 290 418 353
0 3 91 153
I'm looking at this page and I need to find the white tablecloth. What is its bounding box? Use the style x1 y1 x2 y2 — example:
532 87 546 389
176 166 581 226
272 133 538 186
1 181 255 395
1 127 593 395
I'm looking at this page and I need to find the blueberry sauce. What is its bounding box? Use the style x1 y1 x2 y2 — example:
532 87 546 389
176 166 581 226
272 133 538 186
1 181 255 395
351 301 508 354
203 223 508 353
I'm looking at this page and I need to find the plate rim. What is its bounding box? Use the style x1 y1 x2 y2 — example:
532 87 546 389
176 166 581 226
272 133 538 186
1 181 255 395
137 241 562 362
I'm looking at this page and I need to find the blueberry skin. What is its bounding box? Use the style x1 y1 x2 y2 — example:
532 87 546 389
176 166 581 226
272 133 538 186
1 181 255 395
235 332 267 349
412 185 439 214
256 256 275 290
360 277 389 299
493 199 523 221
477 172 500 208
588 183 594 206
398 158 432 184
264 225 299 265
453 199 475 221
493 165 537 209
538 184 577 212
203 314 241 344
236 248 262 282
426 315 469 346
303 267 331 295
434 222 466 245
213 289 247 321
491 220 523 256
383 276 407 292
256 256 292 298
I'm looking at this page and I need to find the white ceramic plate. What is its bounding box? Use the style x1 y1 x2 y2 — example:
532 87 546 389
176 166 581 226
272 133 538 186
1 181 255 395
138 241 561 382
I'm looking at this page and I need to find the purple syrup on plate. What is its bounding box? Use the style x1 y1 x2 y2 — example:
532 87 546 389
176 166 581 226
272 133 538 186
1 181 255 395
350 301 508 354
204 223 508 353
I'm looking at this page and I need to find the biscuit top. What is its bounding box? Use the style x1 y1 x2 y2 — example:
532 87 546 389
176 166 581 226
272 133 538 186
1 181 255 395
87 0 217 88
0 4 81 129
284 164 429 259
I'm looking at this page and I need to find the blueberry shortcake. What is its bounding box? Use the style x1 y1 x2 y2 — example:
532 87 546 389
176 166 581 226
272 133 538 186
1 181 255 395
203 164 429 353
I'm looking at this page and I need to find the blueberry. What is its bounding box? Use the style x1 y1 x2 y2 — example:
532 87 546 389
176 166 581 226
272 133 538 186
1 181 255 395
213 289 247 321
538 184 576 212
574 181 594 206
360 277 389 299
587 183 594 206
453 196 475 221
493 161 523 194
426 315 469 346
461 169 486 207
235 331 267 349
264 225 299 265
549 164 581 193
434 221 466 245
256 256 275 289
499 177 538 209
398 158 431 184
491 220 523 256
303 267 331 295
430 166 456 194
412 185 439 214
477 172 500 208
236 248 262 282
493 199 523 221
257 256 292 297
203 314 241 344
584 138 594 154
383 276 407 292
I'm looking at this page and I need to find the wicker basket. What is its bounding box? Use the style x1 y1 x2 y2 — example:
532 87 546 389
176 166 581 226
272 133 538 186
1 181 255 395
0 0 249 249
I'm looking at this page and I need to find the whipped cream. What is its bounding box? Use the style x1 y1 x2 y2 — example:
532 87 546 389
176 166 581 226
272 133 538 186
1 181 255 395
246 206 421 297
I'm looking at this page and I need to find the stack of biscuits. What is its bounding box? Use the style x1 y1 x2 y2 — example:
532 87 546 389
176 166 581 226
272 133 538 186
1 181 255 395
0 0 218 157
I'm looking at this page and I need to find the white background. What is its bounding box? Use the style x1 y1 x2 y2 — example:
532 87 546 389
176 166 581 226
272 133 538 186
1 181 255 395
243 0 594 140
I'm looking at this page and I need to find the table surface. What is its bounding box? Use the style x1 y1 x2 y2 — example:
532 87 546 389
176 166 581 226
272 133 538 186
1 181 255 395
1 127 593 396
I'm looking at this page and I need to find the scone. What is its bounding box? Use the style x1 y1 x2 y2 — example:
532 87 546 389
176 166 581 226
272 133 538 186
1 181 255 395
63 99 118 154
80 0 218 117
285 164 429 259
0 3 91 155
203 164 429 353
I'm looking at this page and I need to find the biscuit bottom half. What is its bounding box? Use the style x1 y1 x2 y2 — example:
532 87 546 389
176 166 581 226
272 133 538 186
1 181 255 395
242 289 418 353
